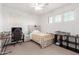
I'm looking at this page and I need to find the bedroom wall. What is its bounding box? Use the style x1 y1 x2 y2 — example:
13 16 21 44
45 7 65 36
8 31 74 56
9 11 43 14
0 4 3 32
40 4 79 35
1 3 79 35
1 5 39 34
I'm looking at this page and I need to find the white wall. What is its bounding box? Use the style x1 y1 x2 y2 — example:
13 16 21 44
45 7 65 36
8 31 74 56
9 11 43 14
1 3 79 35
40 4 79 35
0 4 3 32
1 5 39 34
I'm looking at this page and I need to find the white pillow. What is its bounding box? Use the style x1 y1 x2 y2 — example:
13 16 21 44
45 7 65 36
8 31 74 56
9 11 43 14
30 30 40 39
32 30 40 33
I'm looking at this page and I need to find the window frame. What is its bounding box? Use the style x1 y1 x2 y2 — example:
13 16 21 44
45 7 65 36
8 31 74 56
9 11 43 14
48 10 75 24
63 11 75 22
48 16 53 24
54 14 62 23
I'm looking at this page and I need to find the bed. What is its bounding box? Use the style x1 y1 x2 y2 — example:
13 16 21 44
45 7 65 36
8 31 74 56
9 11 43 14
30 30 54 48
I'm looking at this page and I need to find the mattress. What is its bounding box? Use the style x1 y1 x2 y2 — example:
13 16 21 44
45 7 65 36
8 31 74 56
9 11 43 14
31 32 54 48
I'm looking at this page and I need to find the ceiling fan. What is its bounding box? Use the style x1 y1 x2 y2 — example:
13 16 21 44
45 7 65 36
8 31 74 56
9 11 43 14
31 3 48 11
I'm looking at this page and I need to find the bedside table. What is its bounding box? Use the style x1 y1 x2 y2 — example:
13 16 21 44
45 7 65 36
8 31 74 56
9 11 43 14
24 34 31 42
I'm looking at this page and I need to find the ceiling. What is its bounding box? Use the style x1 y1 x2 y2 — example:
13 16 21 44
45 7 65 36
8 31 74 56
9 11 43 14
2 3 68 15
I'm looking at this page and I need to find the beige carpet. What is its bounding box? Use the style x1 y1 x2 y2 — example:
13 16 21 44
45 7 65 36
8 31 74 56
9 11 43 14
6 41 78 55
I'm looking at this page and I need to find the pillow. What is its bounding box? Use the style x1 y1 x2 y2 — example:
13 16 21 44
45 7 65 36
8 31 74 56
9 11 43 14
32 30 40 33
30 30 40 39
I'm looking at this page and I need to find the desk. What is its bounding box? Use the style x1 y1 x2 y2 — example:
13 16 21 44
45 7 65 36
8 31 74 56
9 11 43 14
0 35 11 55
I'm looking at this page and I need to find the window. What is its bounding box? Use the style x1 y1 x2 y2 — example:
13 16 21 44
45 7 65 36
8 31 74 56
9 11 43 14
54 15 62 23
64 11 74 22
48 16 53 24
48 11 75 24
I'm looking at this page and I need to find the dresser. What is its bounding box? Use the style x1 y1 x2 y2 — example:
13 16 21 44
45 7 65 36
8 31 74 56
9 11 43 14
24 34 31 42
54 34 79 53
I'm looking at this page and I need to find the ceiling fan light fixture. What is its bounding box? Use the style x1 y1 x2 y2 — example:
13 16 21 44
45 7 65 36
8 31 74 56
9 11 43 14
31 3 48 11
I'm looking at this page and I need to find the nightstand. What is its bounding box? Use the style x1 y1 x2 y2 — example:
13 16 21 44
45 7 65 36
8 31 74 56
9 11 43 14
24 34 31 42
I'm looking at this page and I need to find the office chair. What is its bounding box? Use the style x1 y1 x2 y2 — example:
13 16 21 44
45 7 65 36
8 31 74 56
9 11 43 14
11 27 24 46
